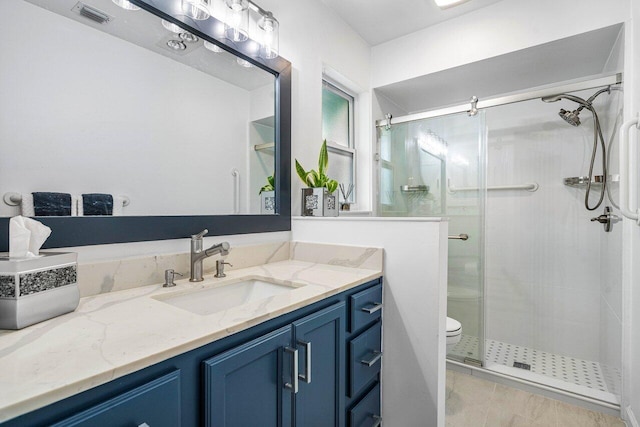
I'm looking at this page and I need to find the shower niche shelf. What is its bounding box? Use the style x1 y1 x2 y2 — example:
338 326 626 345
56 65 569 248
563 174 619 189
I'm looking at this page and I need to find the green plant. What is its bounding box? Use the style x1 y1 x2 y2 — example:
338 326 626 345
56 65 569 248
295 140 339 193
259 175 275 194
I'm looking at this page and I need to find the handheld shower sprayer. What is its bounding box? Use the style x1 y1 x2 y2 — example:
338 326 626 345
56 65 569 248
541 86 614 211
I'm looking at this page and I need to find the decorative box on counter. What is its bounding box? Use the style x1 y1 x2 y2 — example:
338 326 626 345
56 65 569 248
0 252 79 330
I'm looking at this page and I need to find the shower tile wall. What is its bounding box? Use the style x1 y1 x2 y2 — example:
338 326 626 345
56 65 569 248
484 88 622 369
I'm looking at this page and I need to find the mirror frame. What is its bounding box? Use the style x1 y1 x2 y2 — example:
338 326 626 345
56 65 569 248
0 0 291 250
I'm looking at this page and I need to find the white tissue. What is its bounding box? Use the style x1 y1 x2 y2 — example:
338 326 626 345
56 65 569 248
9 216 52 258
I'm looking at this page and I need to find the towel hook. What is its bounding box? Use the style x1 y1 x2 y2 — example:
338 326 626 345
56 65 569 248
3 192 22 206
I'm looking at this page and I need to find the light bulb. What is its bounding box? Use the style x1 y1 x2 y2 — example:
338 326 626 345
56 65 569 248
224 0 249 42
182 0 211 20
258 11 278 59
112 0 140 11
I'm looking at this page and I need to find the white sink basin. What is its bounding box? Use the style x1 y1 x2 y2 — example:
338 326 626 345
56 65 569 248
154 277 305 316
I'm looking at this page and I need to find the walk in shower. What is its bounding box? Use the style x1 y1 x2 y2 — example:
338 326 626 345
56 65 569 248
375 74 624 405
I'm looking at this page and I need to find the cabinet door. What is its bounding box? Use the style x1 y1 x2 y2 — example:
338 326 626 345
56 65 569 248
51 371 181 427
292 302 346 427
203 326 294 427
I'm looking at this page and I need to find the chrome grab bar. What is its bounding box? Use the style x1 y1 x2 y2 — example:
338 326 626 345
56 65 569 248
448 234 469 241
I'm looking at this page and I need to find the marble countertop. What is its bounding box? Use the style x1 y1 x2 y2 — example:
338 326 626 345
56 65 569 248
0 259 382 422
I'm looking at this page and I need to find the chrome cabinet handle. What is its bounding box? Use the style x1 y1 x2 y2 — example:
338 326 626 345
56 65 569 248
448 234 469 240
360 350 383 367
372 415 382 427
361 302 383 314
284 347 299 393
297 340 312 384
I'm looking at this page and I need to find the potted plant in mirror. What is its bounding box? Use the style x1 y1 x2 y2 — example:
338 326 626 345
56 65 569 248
259 175 276 214
295 140 339 216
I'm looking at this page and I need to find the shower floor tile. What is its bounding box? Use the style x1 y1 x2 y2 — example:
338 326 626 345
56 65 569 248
449 335 622 397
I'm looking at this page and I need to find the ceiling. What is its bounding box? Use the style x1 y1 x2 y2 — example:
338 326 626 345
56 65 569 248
374 24 624 113
320 0 505 46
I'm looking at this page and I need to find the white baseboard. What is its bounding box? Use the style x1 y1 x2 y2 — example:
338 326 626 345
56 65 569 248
626 406 639 427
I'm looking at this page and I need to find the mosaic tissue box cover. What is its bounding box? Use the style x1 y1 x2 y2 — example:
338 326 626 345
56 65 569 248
0 252 79 330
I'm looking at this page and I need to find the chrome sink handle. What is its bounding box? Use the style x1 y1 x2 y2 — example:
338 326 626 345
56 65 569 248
192 229 208 239
189 229 231 282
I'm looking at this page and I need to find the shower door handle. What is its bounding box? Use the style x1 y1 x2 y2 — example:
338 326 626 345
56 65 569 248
619 112 640 224
448 234 469 241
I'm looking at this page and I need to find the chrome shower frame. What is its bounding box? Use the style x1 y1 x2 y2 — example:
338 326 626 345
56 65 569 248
375 73 622 128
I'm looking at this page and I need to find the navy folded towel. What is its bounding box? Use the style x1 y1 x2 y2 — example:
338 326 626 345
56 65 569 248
32 192 72 216
82 193 113 216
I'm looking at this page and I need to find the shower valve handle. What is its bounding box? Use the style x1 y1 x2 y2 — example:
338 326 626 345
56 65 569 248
591 207 618 232
590 214 609 224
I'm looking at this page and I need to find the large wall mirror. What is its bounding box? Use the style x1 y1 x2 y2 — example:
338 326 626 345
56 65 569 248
0 0 291 249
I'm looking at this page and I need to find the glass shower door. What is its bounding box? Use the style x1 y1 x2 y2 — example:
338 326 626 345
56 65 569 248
377 111 486 364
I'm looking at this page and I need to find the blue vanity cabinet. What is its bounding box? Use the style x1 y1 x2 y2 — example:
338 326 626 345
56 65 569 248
1 278 381 427
203 302 346 427
49 370 182 427
292 303 346 427
203 326 294 427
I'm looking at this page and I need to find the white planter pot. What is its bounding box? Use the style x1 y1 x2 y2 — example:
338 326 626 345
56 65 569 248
260 191 275 214
301 188 338 217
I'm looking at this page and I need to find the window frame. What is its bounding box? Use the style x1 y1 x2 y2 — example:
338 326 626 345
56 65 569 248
322 79 356 204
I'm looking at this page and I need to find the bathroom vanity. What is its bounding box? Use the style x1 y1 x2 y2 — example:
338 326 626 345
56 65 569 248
0 247 383 427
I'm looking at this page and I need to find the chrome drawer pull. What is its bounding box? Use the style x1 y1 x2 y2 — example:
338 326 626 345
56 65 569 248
284 347 299 393
372 415 382 427
361 302 383 314
360 351 382 367
297 340 312 384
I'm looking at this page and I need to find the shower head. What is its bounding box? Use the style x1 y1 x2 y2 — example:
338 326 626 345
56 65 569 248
558 108 581 127
542 93 592 127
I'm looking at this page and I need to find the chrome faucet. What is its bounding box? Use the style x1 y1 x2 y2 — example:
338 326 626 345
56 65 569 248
189 229 230 282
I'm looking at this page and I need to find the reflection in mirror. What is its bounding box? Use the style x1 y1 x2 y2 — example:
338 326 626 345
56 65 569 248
0 0 276 217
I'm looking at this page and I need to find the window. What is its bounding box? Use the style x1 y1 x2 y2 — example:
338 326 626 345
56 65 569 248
322 80 355 204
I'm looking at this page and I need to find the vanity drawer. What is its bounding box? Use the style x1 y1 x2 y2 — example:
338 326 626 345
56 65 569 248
349 382 381 427
349 284 382 332
51 371 181 427
349 321 382 397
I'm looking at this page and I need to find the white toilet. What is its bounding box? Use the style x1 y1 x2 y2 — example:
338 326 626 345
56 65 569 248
446 317 462 354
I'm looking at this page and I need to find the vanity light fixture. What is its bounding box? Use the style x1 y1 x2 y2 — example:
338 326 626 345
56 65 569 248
433 0 472 9
111 0 140 11
204 40 225 53
182 0 211 20
257 10 278 59
224 0 249 42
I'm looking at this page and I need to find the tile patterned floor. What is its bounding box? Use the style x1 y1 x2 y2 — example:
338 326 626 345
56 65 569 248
450 334 622 395
445 370 627 427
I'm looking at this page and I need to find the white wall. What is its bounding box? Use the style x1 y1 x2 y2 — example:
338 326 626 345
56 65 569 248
371 0 628 89
0 0 253 216
292 217 449 427
258 0 372 213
